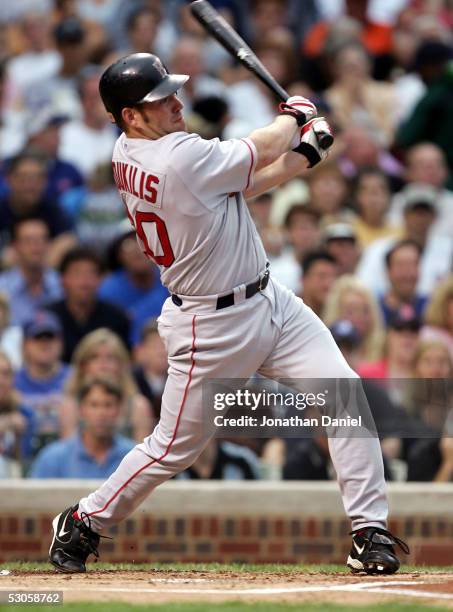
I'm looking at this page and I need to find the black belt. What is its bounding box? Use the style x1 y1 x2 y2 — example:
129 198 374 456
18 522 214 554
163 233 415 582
171 266 270 310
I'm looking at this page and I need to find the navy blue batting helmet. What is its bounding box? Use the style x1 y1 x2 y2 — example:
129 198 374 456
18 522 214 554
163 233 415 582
99 53 189 120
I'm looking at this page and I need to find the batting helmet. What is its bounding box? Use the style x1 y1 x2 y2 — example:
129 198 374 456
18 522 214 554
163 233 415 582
99 53 189 120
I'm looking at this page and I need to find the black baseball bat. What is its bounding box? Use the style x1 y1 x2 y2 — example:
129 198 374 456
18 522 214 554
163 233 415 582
190 0 333 150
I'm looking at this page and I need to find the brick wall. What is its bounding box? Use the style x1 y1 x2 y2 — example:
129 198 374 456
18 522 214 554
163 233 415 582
1 481 452 565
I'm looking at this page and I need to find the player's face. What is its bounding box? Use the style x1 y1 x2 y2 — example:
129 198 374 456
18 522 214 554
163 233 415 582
133 94 185 138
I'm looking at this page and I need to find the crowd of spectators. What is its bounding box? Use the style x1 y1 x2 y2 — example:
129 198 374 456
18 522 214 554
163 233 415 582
0 0 452 483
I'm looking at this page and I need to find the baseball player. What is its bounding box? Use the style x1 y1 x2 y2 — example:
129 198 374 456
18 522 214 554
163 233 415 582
49 53 409 574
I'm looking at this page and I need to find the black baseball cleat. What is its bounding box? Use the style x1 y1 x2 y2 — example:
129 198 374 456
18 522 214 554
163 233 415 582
49 505 101 573
347 527 410 575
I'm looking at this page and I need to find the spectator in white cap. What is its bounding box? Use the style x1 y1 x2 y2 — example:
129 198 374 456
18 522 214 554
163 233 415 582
21 17 88 120
4 12 60 114
357 183 453 296
25 106 84 206
322 223 361 275
389 143 453 239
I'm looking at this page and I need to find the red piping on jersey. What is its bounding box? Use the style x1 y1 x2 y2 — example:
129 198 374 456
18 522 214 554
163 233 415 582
84 315 197 519
240 138 255 191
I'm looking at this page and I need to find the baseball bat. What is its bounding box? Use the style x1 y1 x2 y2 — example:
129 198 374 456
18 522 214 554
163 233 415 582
190 0 333 150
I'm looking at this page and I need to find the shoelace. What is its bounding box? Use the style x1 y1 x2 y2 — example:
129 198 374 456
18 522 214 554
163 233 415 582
350 527 410 555
77 511 112 560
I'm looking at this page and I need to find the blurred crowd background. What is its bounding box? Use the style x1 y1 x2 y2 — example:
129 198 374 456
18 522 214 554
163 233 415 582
0 0 452 485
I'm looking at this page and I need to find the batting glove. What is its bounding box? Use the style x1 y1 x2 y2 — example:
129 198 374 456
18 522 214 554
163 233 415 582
278 95 317 126
292 117 334 167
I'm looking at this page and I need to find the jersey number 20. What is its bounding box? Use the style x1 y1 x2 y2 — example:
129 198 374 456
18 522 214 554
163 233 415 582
135 211 175 267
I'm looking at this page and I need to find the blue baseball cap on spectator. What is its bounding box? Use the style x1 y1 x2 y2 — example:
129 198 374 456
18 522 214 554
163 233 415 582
53 17 85 45
23 311 62 338
388 305 421 332
329 320 361 347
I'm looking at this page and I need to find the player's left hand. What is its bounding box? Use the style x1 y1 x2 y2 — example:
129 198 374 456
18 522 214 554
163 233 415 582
291 117 334 167
278 95 317 126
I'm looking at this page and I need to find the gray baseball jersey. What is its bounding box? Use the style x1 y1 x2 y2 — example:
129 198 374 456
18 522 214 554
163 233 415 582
112 131 267 295
78 128 388 539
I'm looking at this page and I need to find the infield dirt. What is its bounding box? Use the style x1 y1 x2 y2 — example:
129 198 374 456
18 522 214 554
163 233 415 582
2 569 453 607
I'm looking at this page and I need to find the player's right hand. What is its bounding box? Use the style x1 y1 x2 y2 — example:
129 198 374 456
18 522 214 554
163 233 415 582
291 117 334 167
278 95 317 126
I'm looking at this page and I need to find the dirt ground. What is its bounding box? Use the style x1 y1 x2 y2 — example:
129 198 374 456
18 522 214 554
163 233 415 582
1 570 453 606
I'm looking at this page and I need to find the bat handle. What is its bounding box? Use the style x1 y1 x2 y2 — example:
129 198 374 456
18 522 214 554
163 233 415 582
317 132 334 150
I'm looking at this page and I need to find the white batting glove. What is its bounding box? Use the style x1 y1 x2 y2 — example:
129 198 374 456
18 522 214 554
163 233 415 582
278 95 317 126
292 117 334 167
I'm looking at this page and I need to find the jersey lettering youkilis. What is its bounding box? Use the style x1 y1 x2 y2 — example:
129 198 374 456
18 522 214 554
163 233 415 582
112 131 267 296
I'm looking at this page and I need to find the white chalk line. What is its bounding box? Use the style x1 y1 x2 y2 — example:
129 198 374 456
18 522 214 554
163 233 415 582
149 578 209 583
0 581 416 594
363 587 453 601
1 579 453 600
0 580 442 597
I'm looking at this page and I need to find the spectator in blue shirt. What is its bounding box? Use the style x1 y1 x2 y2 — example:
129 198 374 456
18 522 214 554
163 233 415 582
30 376 135 478
0 216 62 326
379 239 428 327
15 311 70 457
0 152 76 267
130 291 170 346
99 226 168 345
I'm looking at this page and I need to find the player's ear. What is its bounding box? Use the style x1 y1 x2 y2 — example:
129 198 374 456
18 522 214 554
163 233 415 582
122 107 138 128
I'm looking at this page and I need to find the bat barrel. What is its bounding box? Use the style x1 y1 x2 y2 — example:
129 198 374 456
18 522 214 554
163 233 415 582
190 0 333 151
